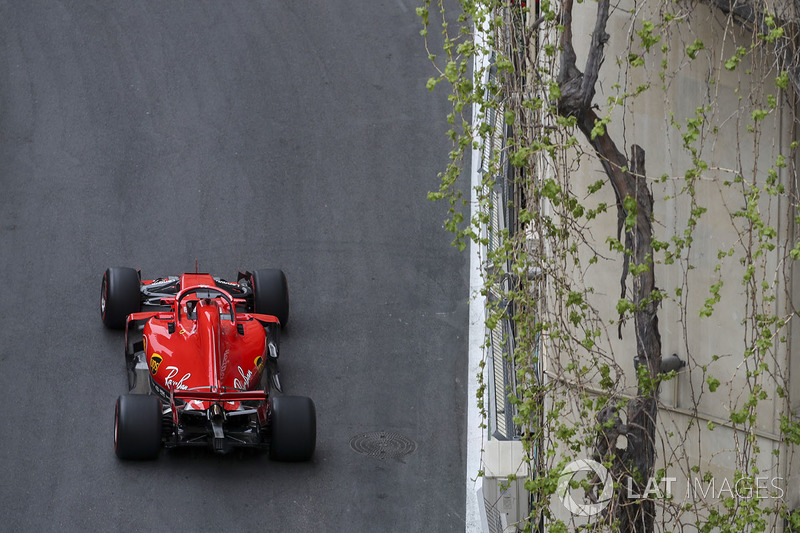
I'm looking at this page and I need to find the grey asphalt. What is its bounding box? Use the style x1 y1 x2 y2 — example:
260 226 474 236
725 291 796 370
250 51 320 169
0 2 468 531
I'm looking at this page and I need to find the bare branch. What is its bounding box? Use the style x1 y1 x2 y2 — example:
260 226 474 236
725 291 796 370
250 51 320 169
581 0 611 109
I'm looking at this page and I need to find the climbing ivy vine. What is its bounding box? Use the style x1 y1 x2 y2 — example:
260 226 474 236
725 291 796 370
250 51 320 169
421 0 800 531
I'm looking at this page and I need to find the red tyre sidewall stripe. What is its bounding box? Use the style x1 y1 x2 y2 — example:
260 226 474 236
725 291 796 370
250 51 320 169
102 273 108 322
114 398 119 453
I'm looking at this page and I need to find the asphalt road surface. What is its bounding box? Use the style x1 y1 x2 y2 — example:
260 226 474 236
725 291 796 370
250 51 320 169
0 2 468 531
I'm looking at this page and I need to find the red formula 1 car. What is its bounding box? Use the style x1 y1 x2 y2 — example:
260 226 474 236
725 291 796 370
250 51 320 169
101 267 316 461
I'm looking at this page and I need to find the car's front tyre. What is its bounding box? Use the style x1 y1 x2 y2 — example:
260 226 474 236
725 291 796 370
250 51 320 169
101 267 141 329
250 269 289 328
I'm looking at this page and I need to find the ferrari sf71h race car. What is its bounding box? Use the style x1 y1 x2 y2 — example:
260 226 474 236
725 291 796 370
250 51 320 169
101 267 316 461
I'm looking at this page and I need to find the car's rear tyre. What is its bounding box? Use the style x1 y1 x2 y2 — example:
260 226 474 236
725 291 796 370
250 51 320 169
114 394 162 460
101 267 141 329
269 396 316 462
250 269 289 328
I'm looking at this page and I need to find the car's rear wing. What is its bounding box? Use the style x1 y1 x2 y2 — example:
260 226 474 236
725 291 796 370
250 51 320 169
168 387 269 429
172 389 268 402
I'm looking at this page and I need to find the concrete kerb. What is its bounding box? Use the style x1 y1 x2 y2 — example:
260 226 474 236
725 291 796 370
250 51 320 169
465 19 491 533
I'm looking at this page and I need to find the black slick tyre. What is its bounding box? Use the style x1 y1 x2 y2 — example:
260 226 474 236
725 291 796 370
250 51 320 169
269 396 316 462
101 267 141 329
114 394 162 460
250 269 289 328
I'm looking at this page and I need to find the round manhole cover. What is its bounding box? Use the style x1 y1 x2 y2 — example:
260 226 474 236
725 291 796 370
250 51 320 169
349 431 417 460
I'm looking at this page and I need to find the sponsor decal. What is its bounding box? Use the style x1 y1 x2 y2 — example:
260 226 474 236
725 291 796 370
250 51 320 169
220 352 229 376
165 366 191 390
150 353 163 375
151 380 171 402
234 366 253 389
254 356 264 373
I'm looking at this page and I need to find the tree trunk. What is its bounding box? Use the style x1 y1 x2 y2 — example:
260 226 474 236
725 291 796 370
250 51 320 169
555 1 662 531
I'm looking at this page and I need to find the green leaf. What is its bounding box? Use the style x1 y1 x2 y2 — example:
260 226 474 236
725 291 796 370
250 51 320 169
724 46 746 71
730 408 749 425
776 71 790 89
590 115 610 139
623 196 638 229
636 20 661 52
686 39 704 59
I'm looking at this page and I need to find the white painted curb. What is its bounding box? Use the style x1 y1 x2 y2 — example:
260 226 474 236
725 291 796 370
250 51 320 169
465 20 490 533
